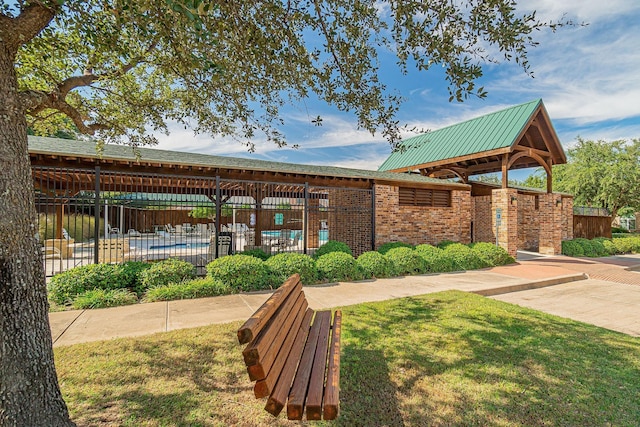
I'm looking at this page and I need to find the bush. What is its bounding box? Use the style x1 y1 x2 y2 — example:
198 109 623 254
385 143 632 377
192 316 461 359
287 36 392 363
574 238 597 257
377 242 413 255
240 248 270 261
384 247 427 275
314 240 352 258
48 263 123 305
356 251 395 278
469 242 515 267
266 253 318 285
71 288 138 309
414 244 451 272
437 240 457 249
316 252 362 282
562 240 584 257
442 243 489 270
139 259 196 290
144 277 231 302
206 254 275 292
598 238 618 255
119 261 153 295
591 238 611 256
611 226 629 234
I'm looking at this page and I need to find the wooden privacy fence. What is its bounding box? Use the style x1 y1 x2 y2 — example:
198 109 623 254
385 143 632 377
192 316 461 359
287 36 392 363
573 215 612 239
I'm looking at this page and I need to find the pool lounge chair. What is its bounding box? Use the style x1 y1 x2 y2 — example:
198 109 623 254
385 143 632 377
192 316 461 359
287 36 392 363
98 238 143 263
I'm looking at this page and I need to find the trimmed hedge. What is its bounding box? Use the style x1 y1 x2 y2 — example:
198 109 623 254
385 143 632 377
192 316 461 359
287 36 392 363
240 248 270 261
48 263 125 305
469 242 515 267
356 251 395 278
442 243 489 270
266 252 318 285
206 254 275 292
314 240 353 258
384 247 427 275
562 240 584 257
377 242 413 255
144 277 231 302
316 252 362 282
139 259 196 290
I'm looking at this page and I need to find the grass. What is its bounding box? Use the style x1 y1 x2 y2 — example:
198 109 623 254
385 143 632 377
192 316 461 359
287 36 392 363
54 291 640 426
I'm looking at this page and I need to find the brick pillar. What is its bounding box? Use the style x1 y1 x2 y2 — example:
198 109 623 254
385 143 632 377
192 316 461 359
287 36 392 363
492 188 518 257
539 193 563 255
562 197 574 241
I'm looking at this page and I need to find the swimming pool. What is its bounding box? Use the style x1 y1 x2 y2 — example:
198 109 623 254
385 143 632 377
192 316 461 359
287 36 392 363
148 242 210 250
261 230 329 240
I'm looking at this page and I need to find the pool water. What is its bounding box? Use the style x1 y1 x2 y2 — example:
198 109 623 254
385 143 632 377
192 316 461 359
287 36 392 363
148 242 210 250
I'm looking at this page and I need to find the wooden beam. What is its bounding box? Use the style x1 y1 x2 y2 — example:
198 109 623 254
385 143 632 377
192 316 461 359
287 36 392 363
546 158 553 193
501 154 509 188
384 147 511 173
513 145 552 159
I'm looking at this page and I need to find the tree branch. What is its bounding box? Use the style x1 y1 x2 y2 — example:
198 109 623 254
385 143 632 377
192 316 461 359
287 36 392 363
0 2 57 54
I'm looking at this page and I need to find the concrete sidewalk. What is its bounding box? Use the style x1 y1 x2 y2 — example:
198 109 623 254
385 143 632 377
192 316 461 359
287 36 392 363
49 254 640 346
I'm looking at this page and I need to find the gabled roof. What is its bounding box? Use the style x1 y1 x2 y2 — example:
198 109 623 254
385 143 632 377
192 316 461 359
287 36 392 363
378 99 566 177
28 136 469 190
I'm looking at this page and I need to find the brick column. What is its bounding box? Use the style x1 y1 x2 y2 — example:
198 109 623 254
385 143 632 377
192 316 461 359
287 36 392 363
539 193 563 255
562 197 574 241
492 188 518 257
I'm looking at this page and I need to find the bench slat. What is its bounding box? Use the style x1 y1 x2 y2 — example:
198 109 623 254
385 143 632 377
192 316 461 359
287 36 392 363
247 292 307 381
264 308 314 417
305 311 332 420
242 284 302 366
323 310 342 420
253 300 308 397
287 311 330 420
237 274 301 344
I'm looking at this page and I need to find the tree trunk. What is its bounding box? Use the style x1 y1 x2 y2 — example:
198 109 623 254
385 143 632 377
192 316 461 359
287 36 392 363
0 46 75 426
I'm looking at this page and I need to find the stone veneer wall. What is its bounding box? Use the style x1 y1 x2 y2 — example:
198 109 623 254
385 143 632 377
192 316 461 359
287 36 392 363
472 195 493 243
517 194 541 251
328 188 373 257
374 184 471 248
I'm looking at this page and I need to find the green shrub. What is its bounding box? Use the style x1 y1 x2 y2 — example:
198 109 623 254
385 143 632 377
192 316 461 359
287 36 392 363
414 244 446 272
139 259 196 290
206 254 275 292
384 247 428 275
265 253 318 285
574 238 597 257
377 242 413 255
442 243 489 270
314 240 353 258
71 288 138 309
611 226 629 234
316 252 362 282
591 238 611 256
239 248 270 261
356 251 395 278
119 261 153 295
429 251 457 273
144 277 231 302
48 263 123 305
437 240 457 249
562 240 584 257
598 238 618 255
469 242 515 266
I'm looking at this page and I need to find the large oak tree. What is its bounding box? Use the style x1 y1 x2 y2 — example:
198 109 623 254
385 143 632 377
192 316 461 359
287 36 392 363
0 1 562 424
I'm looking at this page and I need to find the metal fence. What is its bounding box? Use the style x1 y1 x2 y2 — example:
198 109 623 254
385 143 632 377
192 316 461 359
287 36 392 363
573 206 610 217
34 166 373 276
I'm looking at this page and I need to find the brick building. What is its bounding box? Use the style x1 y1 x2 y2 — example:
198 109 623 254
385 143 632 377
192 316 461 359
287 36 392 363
29 100 571 275
378 99 573 256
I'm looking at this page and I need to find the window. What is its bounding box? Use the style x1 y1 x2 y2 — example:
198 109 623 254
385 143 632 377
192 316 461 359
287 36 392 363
399 187 451 207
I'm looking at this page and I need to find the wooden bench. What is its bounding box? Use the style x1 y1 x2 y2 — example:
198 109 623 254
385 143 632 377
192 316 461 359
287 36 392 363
237 274 342 421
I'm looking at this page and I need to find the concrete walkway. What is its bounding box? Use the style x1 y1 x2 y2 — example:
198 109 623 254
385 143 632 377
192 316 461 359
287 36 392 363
49 254 640 347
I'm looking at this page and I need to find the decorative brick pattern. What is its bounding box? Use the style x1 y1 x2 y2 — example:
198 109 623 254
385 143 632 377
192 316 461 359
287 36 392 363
374 185 471 248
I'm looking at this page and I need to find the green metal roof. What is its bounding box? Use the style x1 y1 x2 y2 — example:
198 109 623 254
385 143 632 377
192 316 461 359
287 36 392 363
378 99 542 172
28 136 469 189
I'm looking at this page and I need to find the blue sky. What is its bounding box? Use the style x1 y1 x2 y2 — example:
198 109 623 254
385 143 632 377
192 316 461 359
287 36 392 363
154 1 640 180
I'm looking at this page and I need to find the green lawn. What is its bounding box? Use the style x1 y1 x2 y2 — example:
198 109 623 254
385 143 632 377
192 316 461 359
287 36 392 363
55 291 640 426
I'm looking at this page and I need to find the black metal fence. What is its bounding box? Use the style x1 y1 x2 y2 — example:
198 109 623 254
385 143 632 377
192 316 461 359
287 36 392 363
34 166 373 276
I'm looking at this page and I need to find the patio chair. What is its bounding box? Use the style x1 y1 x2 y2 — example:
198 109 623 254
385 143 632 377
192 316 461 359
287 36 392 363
98 238 142 263
208 233 232 259
165 224 177 234
41 246 63 273
272 229 292 251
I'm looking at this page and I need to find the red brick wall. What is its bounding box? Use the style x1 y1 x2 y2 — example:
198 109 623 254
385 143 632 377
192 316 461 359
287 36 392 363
473 195 493 243
328 188 373 256
517 194 540 251
374 185 471 248
562 197 574 240
492 189 519 257
538 193 563 254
